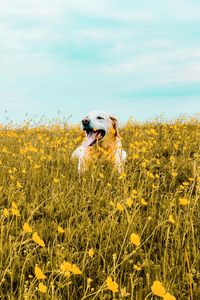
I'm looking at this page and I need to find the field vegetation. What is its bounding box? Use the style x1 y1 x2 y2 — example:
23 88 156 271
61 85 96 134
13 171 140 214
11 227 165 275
0 117 200 299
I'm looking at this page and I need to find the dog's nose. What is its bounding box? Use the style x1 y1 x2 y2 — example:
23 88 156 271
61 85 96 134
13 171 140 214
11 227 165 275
82 118 89 126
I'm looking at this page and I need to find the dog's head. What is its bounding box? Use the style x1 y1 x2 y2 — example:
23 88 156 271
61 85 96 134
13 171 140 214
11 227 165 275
81 111 120 147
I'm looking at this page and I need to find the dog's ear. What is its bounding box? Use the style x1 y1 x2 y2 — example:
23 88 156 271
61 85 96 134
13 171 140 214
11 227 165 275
109 115 120 137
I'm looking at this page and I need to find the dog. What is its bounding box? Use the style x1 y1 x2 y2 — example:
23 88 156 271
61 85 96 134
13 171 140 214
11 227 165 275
72 111 126 173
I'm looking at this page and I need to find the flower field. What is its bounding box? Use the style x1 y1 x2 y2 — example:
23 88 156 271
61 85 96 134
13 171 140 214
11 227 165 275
0 118 200 299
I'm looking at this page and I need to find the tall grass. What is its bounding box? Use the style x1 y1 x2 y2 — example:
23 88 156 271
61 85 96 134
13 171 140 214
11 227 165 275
0 117 199 299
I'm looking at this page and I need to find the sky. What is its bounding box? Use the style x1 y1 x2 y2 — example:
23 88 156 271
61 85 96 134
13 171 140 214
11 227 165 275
0 0 200 125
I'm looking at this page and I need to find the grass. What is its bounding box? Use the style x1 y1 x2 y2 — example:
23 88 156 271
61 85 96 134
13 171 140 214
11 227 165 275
0 117 200 299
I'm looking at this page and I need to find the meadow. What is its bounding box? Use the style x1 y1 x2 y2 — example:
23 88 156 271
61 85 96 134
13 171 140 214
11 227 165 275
0 117 199 300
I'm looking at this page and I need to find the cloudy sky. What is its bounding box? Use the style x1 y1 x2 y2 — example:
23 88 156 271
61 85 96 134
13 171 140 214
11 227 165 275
0 0 200 124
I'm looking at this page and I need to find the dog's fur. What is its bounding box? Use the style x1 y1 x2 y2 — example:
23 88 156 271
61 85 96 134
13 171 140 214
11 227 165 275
72 111 126 173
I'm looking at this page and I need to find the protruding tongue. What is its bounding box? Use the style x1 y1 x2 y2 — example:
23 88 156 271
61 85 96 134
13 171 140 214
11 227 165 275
83 131 101 146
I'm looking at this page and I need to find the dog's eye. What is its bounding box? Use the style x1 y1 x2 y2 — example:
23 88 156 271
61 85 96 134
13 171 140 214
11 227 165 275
97 116 104 120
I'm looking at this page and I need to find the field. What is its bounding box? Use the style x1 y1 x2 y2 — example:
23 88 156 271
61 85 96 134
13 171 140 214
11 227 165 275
0 117 200 300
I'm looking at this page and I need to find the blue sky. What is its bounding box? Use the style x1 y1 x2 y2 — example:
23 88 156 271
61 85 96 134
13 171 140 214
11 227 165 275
0 0 200 125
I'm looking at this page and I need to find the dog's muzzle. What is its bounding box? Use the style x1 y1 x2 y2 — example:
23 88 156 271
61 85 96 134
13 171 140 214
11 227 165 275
83 126 106 146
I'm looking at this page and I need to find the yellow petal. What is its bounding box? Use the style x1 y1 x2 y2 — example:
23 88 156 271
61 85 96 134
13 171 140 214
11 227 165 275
3 208 9 217
126 198 133 208
151 280 166 297
141 198 148 206
106 277 118 293
88 248 94 257
133 264 142 271
58 225 65 233
35 265 46 280
11 208 20 217
179 198 190 205
38 282 47 293
168 215 175 224
32 232 45 247
23 222 33 233
116 202 124 212
163 292 176 300
130 233 141 246
12 201 18 209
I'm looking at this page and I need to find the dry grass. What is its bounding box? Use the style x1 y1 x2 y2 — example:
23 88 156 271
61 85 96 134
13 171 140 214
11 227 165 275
0 117 200 299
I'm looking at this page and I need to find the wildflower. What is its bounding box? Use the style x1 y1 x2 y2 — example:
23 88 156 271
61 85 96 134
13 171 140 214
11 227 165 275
38 282 47 293
106 276 118 293
188 177 194 181
35 265 46 280
12 201 18 209
163 292 176 300
116 202 124 212
33 164 41 169
3 208 9 217
151 280 166 297
11 201 20 216
179 198 190 206
32 232 45 247
170 156 175 162
53 178 59 183
58 225 65 233
16 181 22 189
133 264 142 271
71 264 82 275
168 215 175 224
88 248 94 257
126 198 133 208
119 172 126 180
99 173 104 178
171 172 178 177
60 261 82 275
109 201 115 207
141 198 148 206
130 233 141 246
23 222 33 233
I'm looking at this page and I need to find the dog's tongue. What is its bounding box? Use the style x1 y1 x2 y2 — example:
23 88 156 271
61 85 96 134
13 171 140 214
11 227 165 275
83 131 100 147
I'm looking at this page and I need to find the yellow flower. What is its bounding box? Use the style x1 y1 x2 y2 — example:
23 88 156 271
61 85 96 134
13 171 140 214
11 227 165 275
126 198 133 208
16 181 22 189
23 222 33 233
151 280 166 297
3 208 9 217
141 198 148 206
32 232 45 247
116 202 124 212
106 277 118 293
168 215 175 224
53 178 59 183
60 261 82 275
130 233 141 246
38 282 47 294
88 248 94 257
118 172 126 180
58 225 65 233
35 265 46 280
11 208 20 217
179 198 190 206
33 164 41 169
71 264 82 275
163 292 176 300
133 264 142 271
12 201 18 209
171 172 178 177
